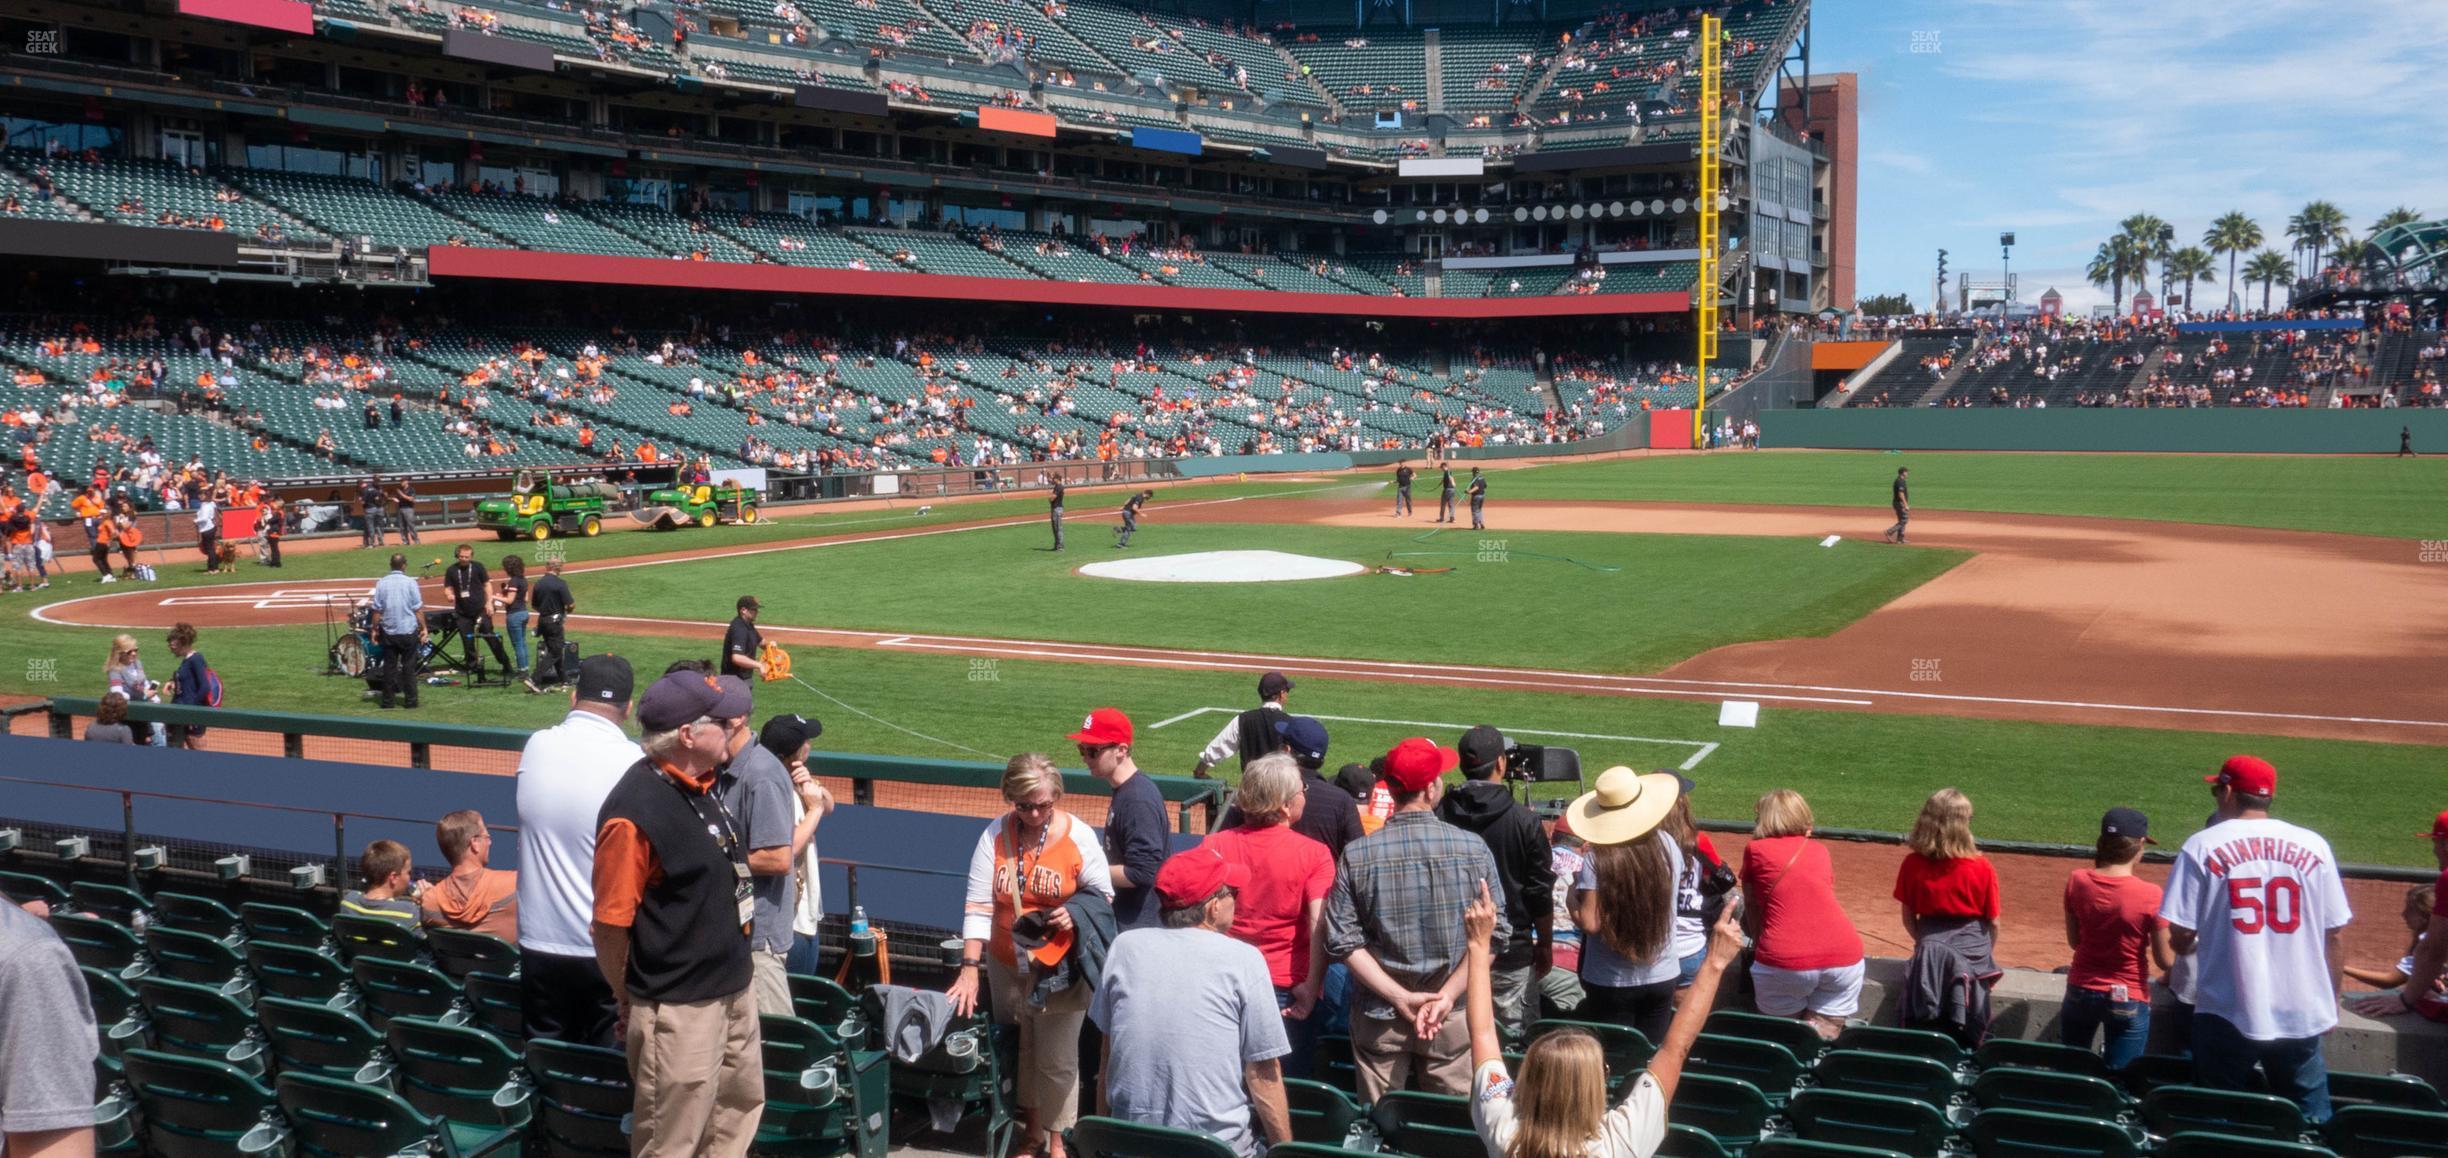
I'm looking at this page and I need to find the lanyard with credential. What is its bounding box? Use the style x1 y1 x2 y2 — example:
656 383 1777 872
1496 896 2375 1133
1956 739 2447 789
656 759 754 936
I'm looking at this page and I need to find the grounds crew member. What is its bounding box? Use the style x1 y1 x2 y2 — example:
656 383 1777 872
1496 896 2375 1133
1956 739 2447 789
1437 467 1457 524
1049 478 1067 550
723 595 763 680
1115 489 1153 548
592 670 764 1154
1886 467 1911 543
1394 463 1414 516
1467 468 1487 530
1192 671 1295 779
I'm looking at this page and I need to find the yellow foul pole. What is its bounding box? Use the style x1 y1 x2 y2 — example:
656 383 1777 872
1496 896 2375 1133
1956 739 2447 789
1693 12 1722 448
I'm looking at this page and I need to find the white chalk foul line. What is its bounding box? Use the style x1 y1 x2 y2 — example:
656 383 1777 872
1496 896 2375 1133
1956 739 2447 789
1147 706 1723 768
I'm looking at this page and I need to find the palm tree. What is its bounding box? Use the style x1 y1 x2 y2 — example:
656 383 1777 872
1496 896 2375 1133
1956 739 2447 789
2287 201 2348 277
2119 213 2173 294
2164 246 2215 312
2243 250 2294 314
2370 206 2424 237
2087 236 2147 312
2203 211 2261 314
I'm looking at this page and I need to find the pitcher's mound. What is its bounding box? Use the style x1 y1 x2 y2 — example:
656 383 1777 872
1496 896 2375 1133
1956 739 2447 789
1078 550 1366 583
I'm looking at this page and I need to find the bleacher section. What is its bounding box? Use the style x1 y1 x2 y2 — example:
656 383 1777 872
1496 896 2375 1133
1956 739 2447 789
226 171 505 251
3 153 315 240
1436 27 1539 119
1167 20 1321 108
1284 32 1430 111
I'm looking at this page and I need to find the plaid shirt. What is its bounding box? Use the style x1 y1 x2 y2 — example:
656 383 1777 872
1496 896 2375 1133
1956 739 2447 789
1326 810 1509 1020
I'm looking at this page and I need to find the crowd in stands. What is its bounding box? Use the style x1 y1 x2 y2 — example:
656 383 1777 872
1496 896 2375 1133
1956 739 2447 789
13 651 2445 1156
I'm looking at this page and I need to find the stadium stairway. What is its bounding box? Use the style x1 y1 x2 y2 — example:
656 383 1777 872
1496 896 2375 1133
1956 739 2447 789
1422 29 1445 115
1274 41 1345 116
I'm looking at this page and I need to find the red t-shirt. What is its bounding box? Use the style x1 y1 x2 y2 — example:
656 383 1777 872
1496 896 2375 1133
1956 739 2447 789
2063 869 2165 996
1740 836 1862 971
1893 854 2002 921
1203 824 1335 989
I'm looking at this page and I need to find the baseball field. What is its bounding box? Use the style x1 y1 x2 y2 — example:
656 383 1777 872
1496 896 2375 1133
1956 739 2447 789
8 449 2442 887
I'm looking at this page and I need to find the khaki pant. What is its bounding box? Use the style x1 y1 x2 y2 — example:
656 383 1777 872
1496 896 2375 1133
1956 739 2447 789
626 987 764 1157
752 950 793 1019
987 954 1090 1145
1352 1004 1471 1102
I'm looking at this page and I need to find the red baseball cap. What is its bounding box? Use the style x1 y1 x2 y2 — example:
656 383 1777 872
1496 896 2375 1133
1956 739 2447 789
1379 737 1460 793
2421 810 2448 840
1154 846 1249 909
2205 754 2276 796
1067 707 1133 747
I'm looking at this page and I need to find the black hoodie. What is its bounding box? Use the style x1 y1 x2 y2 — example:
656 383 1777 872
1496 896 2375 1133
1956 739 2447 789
1435 779 1556 959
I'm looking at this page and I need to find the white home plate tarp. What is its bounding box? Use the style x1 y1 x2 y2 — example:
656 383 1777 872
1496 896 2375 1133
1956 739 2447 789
1077 550 1366 583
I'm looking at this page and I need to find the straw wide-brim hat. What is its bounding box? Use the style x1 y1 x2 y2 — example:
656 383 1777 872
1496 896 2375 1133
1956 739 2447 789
1565 767 1682 846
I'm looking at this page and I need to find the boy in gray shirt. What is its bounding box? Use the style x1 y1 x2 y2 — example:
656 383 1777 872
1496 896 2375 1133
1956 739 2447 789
2 900 98 1151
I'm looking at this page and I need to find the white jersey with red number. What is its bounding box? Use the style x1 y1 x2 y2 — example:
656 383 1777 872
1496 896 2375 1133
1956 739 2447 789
2159 816 2353 1040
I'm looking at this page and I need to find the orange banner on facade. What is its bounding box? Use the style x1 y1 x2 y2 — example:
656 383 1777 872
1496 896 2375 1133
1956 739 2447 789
976 108 1057 138
1810 341 1888 371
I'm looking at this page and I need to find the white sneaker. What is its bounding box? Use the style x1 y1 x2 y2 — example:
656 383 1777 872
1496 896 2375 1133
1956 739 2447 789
99 574 117 583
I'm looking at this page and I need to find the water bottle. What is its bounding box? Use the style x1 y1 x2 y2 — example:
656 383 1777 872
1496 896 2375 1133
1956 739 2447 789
849 906 869 938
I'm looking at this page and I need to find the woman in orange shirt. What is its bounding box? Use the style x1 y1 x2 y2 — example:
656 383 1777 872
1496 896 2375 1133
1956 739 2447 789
947 754 1113 1158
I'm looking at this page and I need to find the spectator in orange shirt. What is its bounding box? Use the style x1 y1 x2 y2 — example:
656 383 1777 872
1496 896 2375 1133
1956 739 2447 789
422 809 519 941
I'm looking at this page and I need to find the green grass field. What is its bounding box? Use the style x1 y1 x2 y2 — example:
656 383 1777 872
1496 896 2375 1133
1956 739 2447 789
7 621 2435 866
6 452 2440 865
574 521 1967 673
1493 451 2448 539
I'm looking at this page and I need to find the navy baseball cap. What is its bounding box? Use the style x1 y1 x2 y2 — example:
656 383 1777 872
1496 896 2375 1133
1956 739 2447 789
1274 716 1329 765
637 671 753 732
2101 807 2156 844
575 655 633 708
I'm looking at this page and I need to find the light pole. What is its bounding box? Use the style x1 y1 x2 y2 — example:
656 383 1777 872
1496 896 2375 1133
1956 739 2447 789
2158 223 2175 313
2000 232 2014 306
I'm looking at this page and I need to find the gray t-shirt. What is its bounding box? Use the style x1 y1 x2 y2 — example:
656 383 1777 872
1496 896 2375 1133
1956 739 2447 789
720 745 798 954
0 901 99 1136
1090 926 1290 1158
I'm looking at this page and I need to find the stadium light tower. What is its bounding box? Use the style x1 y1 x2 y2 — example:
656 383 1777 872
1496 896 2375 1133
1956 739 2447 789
2000 233 2015 305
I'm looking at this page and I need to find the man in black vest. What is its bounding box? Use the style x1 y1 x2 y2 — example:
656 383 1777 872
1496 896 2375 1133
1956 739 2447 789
592 671 763 1154
1437 467 1457 524
1048 478 1066 551
444 544 512 679
1393 463 1414 517
357 475 385 548
1192 671 1294 780
1467 468 1487 530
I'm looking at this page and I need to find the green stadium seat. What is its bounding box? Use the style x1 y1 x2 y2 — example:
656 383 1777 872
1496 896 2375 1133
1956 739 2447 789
2117 1053 2197 1096
50 912 148 978
0 869 72 910
353 955 466 1028
460 971 525 1043
1313 1032 1359 1096
756 1013 888 1157
2140 1085 2307 1143
1657 1123 1734 1158
388 1017 533 1133
1784 1088 1958 1158
1687 1033 1806 1103
142 925 253 1000
1070 1116 1240 1158
120 1048 285 1158
2326 1070 2444 1111
1968 1067 2130 1122
524 1039 633 1156
1281 1078 1364 1146
1664 1073 1773 1151
275 1070 520 1157
69 881 152 925
237 900 328 949
255 996 388 1081
1962 1107 2140 1158
2154 1132 2330 1158
426 928 521 980
330 913 424 962
1267 1145 1361 1158
1832 1026 1966 1070
150 892 244 941
1810 1049 1963 1113
1972 1038 2115 1080
786 972 866 1047
1529 1018 1654 1096
2323 1103 2448 1156
1751 1142 1918 1158
1704 1010 1830 1065
245 940 354 1007
133 976 268 1076
84 966 149 1054
1370 1090 1479 1158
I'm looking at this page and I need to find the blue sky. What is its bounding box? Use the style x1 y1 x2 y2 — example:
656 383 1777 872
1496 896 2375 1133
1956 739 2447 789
1807 0 2448 313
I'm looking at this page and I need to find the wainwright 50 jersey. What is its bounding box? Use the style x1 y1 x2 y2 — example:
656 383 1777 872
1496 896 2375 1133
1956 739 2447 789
2160 816 2354 1040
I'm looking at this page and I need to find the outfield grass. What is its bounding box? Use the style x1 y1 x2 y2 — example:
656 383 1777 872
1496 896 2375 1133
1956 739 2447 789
4 619 2435 866
573 521 1968 673
1492 451 2448 539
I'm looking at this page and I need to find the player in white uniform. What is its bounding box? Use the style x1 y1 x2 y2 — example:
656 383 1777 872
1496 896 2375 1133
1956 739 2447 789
2159 755 2352 1122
